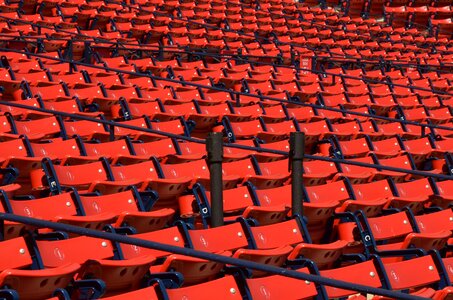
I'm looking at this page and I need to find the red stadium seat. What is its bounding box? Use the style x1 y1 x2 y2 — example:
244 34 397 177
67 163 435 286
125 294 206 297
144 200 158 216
166 276 242 300
244 268 319 299
0 237 81 300
78 188 175 233
36 236 155 296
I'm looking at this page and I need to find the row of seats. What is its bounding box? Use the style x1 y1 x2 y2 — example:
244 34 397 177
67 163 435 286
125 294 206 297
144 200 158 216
1 100 451 141
0 131 450 189
338 0 451 19
0 103 450 157
1 206 453 299
384 5 452 29
9 55 453 89
1 57 452 143
1 18 450 61
0 127 448 163
4 57 453 108
0 0 450 59
0 137 451 242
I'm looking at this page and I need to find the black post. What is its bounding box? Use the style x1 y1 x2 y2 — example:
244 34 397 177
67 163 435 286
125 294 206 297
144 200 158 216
206 132 224 227
290 132 305 217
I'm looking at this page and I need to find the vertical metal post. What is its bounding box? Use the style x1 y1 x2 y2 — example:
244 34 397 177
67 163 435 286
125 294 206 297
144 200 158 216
290 132 305 217
206 132 224 227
